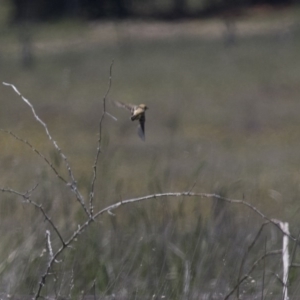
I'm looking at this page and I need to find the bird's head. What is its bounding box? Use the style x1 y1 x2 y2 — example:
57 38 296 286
140 104 148 110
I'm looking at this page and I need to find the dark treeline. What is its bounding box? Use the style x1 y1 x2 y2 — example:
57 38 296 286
11 0 297 22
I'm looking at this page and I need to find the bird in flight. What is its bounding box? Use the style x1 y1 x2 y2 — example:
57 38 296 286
114 101 148 141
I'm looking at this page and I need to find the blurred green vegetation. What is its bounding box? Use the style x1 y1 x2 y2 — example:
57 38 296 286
1 6 300 299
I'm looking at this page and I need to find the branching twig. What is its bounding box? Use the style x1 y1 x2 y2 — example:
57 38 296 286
33 191 296 299
34 217 94 299
272 271 285 286
3 82 90 217
1 129 68 184
0 183 38 200
89 60 115 216
1 184 66 247
224 250 282 300
27 199 66 247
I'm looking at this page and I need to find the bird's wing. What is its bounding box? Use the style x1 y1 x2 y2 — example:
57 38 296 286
114 100 134 112
137 113 146 141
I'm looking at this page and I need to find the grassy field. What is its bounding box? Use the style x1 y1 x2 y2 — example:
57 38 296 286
1 6 300 299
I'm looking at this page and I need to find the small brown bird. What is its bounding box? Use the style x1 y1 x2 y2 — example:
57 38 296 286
114 101 148 141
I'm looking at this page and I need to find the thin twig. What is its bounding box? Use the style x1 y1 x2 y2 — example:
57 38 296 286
89 60 114 216
1 184 66 247
272 271 285 286
27 199 66 247
0 183 38 200
0 129 68 184
94 192 296 241
34 191 296 298
237 221 270 299
68 267 75 299
224 250 282 300
289 228 300 268
34 216 95 299
105 111 118 121
261 237 267 300
290 263 300 268
3 82 90 217
45 230 54 260
280 222 290 300
187 181 197 194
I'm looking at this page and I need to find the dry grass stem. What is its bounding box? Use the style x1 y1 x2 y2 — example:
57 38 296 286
89 60 115 216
